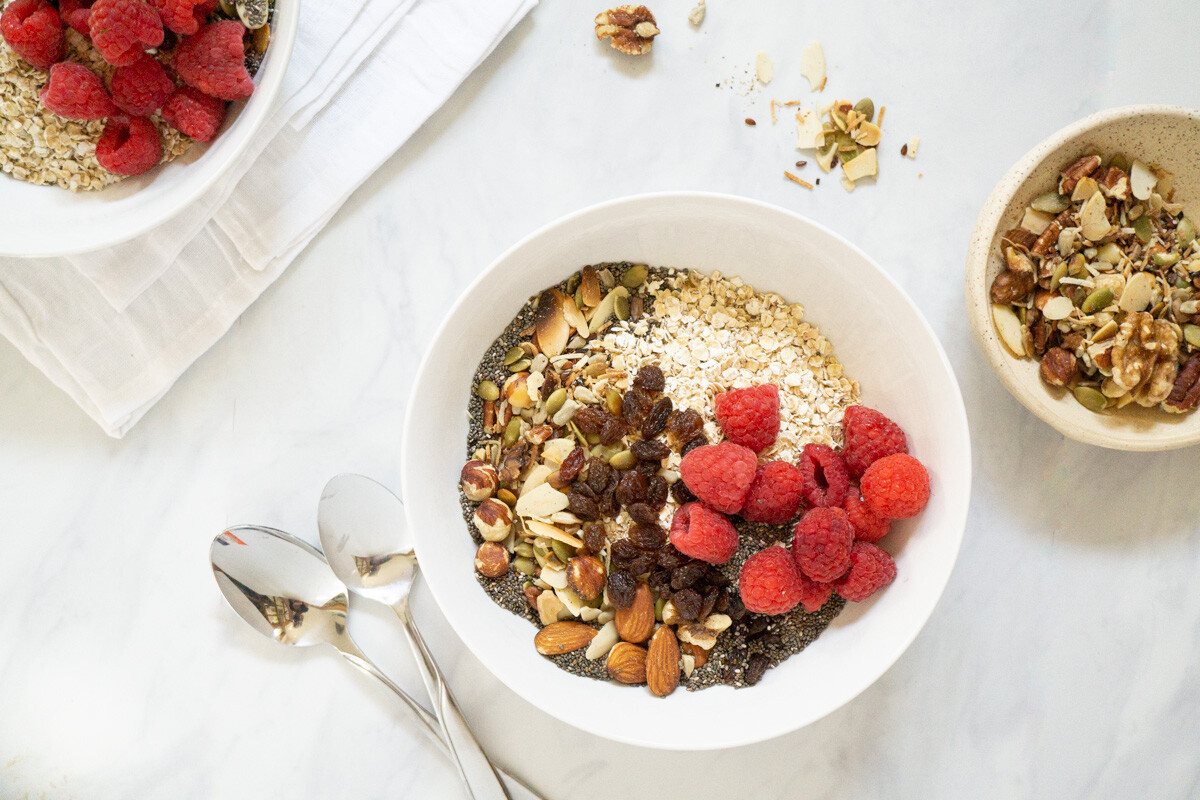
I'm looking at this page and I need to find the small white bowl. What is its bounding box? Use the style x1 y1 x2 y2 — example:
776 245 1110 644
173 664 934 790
966 105 1200 451
0 1 299 257
402 193 972 750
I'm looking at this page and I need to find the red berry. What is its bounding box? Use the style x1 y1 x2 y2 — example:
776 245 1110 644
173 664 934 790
841 405 908 479
796 571 834 613
843 490 890 543
174 20 253 101
95 115 161 175
740 461 804 524
860 453 930 520
58 0 94 38
148 0 208 34
161 85 225 141
109 53 175 115
679 441 758 514
797 442 849 509
835 541 897 602
1 0 64 69
669 502 738 564
39 62 116 120
89 0 164 67
713 383 779 452
792 506 854 583
738 546 803 615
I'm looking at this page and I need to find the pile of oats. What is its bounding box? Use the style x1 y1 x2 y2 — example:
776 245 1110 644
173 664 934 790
593 268 860 463
0 28 192 193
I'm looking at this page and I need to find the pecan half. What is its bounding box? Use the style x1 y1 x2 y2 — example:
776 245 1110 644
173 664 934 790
595 5 659 55
1164 354 1200 413
1058 154 1102 195
1094 165 1130 201
1032 209 1074 257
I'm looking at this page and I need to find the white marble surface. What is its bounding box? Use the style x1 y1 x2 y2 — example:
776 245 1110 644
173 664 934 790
3 2 1200 797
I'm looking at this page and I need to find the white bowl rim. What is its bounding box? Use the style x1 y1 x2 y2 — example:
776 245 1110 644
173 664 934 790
0 1 300 258
403 191 972 749
965 103 1200 451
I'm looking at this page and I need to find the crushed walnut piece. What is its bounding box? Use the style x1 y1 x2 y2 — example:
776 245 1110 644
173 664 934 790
594 5 660 56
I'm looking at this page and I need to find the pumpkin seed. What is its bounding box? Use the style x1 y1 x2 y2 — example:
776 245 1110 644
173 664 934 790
566 273 581 294
503 418 522 447
1152 251 1180 267
545 387 568 417
1081 287 1113 313
512 557 535 575
615 293 631 321
585 432 600 446
1133 215 1153 244
1068 253 1088 277
503 346 524 366
1031 192 1070 214
591 443 620 461
606 388 622 416
1185 324 1200 349
620 264 649 288
609 449 636 470
514 542 534 558
1049 261 1069 291
476 380 499 401
497 488 517 506
507 358 531 373
1073 385 1108 413
1177 217 1197 245
853 97 874 122
550 539 575 564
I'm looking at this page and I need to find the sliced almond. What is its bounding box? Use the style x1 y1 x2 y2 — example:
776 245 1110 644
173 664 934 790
1041 295 1075 321
580 266 601 307
851 121 881 147
795 110 825 149
561 293 589 337
800 41 825 92
534 290 571 358
646 625 680 698
534 621 597 655
614 582 655 643
523 517 583 547
585 620 620 660
514 484 570 521
536 591 567 625
1118 271 1155 313
1070 175 1099 203
519 464 553 497
841 148 877 182
539 566 568 590
1130 160 1157 201
606 641 648 684
755 50 773 85
1079 190 1111 241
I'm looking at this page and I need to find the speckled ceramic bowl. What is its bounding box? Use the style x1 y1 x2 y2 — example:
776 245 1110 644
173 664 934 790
966 105 1200 451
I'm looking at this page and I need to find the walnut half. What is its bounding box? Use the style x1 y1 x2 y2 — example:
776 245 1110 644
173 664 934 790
1164 354 1200 413
1110 311 1179 407
595 5 659 55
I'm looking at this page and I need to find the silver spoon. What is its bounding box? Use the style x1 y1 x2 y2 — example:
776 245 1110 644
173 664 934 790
317 475 526 800
209 525 535 800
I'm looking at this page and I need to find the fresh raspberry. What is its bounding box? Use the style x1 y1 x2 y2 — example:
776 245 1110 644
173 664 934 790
148 0 207 34
713 384 779 452
792 506 854 582
738 546 804 615
669 502 739 564
89 0 164 67
843 490 890 543
95 115 160 175
679 441 758 514
161 85 225 141
835 541 897 602
861 453 930 520
797 442 849 509
1 0 64 69
39 62 116 120
174 20 253 100
109 53 175 115
796 571 834 613
740 461 804 524
58 0 94 37
841 405 908 479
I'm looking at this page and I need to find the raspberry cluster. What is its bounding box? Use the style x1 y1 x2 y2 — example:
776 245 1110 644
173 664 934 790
0 0 252 175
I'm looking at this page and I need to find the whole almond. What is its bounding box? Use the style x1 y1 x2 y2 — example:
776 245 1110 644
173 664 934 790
534 621 598 656
646 625 680 697
614 582 654 643
606 641 648 684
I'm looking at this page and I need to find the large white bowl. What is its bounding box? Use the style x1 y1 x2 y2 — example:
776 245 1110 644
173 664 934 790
402 193 972 750
0 0 299 257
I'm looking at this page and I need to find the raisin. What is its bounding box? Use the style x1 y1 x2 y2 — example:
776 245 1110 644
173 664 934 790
648 568 673 597
725 592 747 620
633 364 665 393
621 388 653 427
704 565 729 588
628 553 656 576
582 522 607 553
744 653 771 686
586 458 612 493
599 415 626 445
641 397 673 438
631 438 670 461
627 502 659 526
670 561 707 591
759 633 783 649
666 408 703 444
699 586 719 620
567 491 600 520
558 446 587 482
606 570 637 609
745 617 769 639
670 481 697 505
610 538 639 566
673 588 702 621
657 545 688 570
680 434 708 457
645 476 668 508
572 406 607 435
572 481 596 499
615 469 648 507
636 460 659 481
599 490 620 518
628 522 666 551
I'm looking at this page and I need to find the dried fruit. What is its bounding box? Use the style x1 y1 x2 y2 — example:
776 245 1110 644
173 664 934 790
606 569 638 609
743 653 771 686
641 397 673 438
630 438 670 461
628 522 666 551
614 582 655 643
606 641 648 683
646 625 680 697
535 621 598 655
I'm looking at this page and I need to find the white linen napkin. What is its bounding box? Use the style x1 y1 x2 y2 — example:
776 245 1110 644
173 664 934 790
0 0 536 437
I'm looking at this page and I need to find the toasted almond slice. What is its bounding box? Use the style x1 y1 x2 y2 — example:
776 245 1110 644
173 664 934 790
536 591 567 625
523 517 583 547
514 485 570 521
519 464 553 497
580 266 601 307
1079 190 1111 241
1070 175 1099 203
800 41 825 92
852 121 881 147
842 148 877 181
755 50 773 85
1130 160 1157 201
561 293 589 337
1118 271 1155 313
1041 295 1075 321
534 289 570 357
795 110 825 149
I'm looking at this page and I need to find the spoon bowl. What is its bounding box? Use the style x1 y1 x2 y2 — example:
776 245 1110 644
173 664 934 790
318 474 416 607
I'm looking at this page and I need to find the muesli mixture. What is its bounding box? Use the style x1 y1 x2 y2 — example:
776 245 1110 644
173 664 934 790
989 153 1200 414
459 264 933 696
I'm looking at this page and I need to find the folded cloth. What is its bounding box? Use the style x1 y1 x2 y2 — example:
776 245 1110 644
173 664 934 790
0 0 536 437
